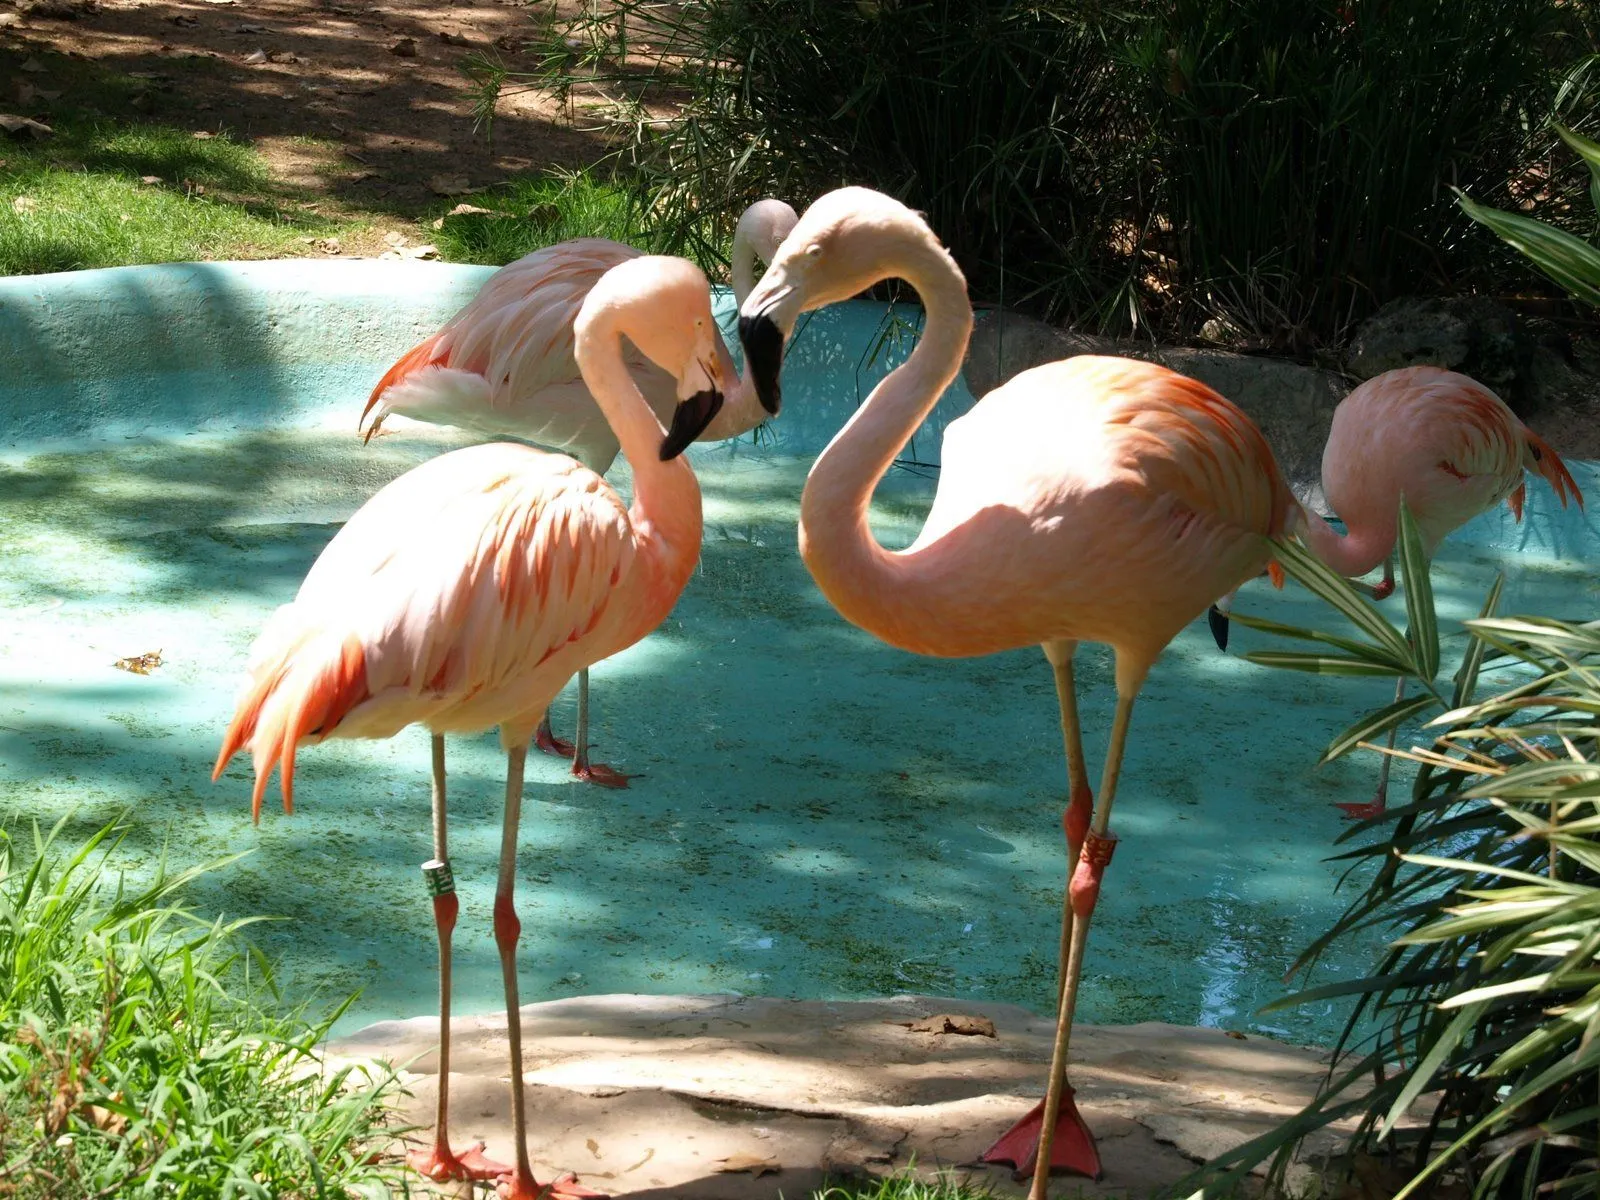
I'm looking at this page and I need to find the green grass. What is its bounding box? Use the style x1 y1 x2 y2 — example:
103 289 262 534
427 170 674 266
0 814 406 1197
0 120 350 275
813 1168 998 1200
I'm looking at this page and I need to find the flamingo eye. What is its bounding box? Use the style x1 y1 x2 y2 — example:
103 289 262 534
806 243 823 258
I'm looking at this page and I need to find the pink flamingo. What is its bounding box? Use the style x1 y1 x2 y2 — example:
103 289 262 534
738 187 1298 1193
215 256 760 1198
360 200 798 787
1287 366 1581 819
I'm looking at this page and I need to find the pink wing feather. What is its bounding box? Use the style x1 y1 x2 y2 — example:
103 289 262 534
214 442 634 821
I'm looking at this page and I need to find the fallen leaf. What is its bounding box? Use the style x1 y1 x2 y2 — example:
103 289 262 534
267 50 297 63
168 13 196 25
11 195 38 213
379 243 439 261
348 169 375 183
191 129 214 139
234 22 267 32
17 83 64 103
437 30 470 46
19 58 47 73
431 201 495 228
0 114 53 139
715 1154 781 1179
427 174 481 197
139 174 161 185
113 650 163 675
382 229 407 247
313 236 341 254
895 1013 998 1038
389 36 417 58
1225 1030 1248 1040
243 48 268 64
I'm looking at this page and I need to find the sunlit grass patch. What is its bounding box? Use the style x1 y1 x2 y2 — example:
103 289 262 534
0 814 406 1197
426 169 647 265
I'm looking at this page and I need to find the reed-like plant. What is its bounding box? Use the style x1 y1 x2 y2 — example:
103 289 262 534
0 815 405 1198
1132 0 1560 349
466 0 1147 326
1178 512 1600 1198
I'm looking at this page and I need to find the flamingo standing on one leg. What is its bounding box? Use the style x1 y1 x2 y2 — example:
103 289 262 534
1214 365 1583 820
214 256 767 1197
360 199 798 787
738 187 1298 1194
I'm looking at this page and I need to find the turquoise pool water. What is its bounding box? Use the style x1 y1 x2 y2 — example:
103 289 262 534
2 262 1595 1042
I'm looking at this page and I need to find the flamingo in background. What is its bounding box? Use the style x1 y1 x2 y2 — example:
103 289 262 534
360 199 798 786
215 256 764 1198
738 187 1297 1194
1284 365 1581 819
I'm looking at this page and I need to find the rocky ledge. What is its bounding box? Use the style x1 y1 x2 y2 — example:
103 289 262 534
329 993 1357 1198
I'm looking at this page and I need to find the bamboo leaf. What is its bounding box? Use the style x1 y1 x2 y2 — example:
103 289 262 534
1244 651 1409 678
1320 692 1440 765
1396 500 1439 681
1271 536 1418 667
1453 574 1504 708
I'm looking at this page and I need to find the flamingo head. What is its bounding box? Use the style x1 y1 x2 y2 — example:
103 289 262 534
577 255 729 461
738 186 959 415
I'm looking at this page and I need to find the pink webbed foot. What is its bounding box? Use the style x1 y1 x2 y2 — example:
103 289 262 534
572 758 634 789
497 1169 607 1199
979 1089 1103 1182
535 725 576 760
1335 794 1387 821
407 1140 511 1182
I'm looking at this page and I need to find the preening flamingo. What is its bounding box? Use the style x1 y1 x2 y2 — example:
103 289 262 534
215 256 763 1198
1287 365 1581 819
360 199 798 786
738 187 1298 1192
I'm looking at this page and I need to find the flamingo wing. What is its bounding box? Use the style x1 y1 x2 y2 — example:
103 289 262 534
215 442 636 820
361 239 642 439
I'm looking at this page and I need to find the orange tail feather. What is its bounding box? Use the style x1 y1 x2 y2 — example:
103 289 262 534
1267 560 1286 589
361 332 449 443
212 633 370 823
1525 429 1584 511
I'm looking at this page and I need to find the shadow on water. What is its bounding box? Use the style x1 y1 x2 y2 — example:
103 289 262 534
2 263 1597 1043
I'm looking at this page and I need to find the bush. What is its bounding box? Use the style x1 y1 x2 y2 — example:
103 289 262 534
0 816 404 1198
477 0 1598 348
473 0 1147 324
1181 518 1600 1198
1130 0 1560 348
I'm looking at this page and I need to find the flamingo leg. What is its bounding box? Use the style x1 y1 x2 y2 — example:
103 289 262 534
534 705 576 760
492 744 602 1200
1025 690 1138 1196
981 643 1102 1183
1336 675 1404 820
408 736 511 1183
569 668 634 789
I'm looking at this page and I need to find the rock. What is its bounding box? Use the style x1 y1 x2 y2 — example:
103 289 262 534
1345 295 1537 403
329 992 1360 1198
963 307 1347 504
390 36 417 58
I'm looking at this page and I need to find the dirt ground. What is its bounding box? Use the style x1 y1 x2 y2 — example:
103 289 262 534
0 0 603 246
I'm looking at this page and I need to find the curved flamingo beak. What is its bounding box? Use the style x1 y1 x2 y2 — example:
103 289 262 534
738 309 786 417
659 357 725 461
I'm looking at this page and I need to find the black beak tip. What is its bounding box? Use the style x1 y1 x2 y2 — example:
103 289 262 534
1208 605 1230 652
659 387 725 461
738 312 784 417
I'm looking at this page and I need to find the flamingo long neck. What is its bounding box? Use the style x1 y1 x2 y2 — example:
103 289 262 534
1297 505 1397 578
798 247 974 653
576 317 703 595
731 223 760 310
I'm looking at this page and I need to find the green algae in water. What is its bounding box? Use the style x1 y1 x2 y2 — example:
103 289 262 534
3 425 1589 1043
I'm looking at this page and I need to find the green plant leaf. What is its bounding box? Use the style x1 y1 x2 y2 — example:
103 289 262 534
1271 536 1418 668
1320 692 1440 765
1244 650 1409 678
1457 189 1600 308
1395 500 1440 681
1453 573 1505 708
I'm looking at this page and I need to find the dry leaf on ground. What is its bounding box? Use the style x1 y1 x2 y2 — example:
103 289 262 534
390 37 417 58
12 196 39 214
19 58 48 73
427 174 478 196
113 650 163 675
0 114 54 139
895 1013 998 1037
715 1154 781 1178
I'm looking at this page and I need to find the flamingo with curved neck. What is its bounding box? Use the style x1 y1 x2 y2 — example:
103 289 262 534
1293 365 1582 819
739 187 1298 1194
360 198 797 785
216 256 737 1198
